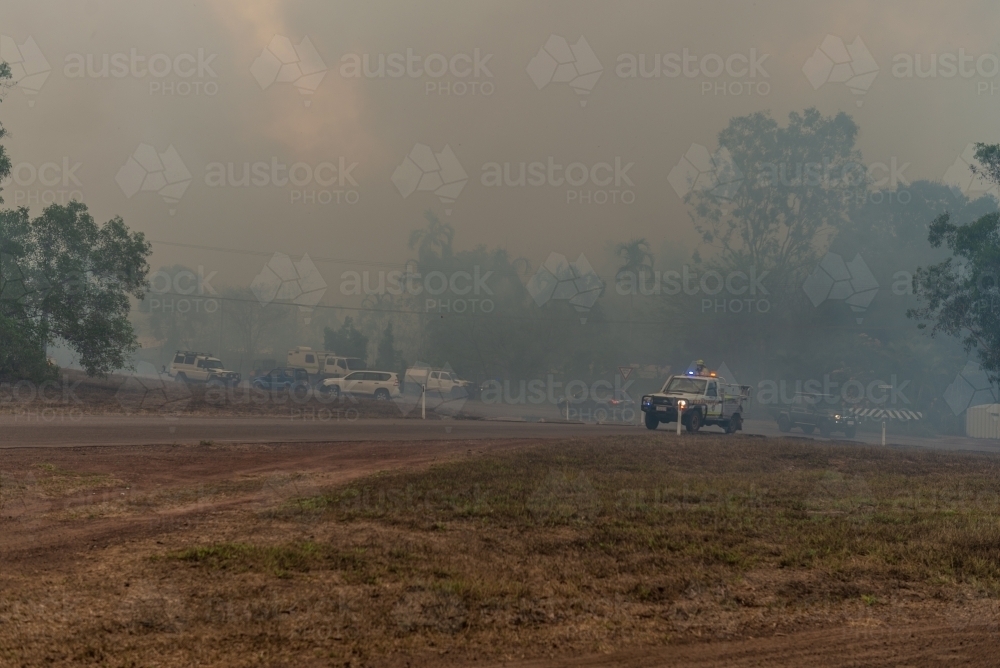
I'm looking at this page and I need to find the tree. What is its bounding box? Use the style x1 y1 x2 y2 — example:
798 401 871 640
0 62 150 379
223 287 286 367
0 301 49 379
0 62 10 197
374 322 400 371
909 145 1000 384
408 210 454 264
324 317 369 360
614 238 654 280
358 291 397 362
614 238 654 348
690 108 863 291
141 264 220 357
1 203 151 378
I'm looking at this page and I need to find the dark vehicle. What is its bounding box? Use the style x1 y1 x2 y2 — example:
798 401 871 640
776 392 857 438
252 367 310 392
571 395 635 423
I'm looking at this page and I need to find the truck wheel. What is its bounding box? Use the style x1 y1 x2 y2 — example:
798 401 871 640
802 425 815 435
726 414 742 434
685 409 702 433
291 382 311 402
175 372 188 384
374 389 390 401
819 423 832 437
644 412 659 430
845 426 857 438
777 414 791 432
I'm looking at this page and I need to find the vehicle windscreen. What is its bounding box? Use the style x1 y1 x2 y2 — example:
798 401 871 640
345 358 365 370
662 377 708 394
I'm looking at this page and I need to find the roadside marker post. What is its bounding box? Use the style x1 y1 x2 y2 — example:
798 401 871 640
878 385 891 446
421 384 426 420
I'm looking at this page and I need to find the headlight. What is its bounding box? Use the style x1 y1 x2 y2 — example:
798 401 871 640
677 400 687 408
835 414 841 419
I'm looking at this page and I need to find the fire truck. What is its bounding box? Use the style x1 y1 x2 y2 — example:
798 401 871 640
640 366 751 433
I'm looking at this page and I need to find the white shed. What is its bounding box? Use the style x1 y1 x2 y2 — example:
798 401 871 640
966 404 1000 439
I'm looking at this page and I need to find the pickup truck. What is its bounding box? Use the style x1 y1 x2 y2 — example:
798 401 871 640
404 367 473 399
641 373 751 433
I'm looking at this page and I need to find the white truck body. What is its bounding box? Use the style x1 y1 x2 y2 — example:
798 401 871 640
403 367 471 398
169 351 241 386
286 347 364 379
640 374 751 433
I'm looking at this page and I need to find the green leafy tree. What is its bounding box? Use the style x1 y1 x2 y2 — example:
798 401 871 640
690 108 863 291
0 63 150 379
1 203 152 377
0 303 49 379
324 316 369 361
909 144 1000 384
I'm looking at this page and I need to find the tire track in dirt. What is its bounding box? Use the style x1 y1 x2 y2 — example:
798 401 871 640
0 438 530 565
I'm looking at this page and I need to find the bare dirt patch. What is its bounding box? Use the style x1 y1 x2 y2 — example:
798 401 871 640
2 435 1000 666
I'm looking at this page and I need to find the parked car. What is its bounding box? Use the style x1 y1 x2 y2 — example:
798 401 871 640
252 367 310 391
320 370 400 401
404 367 473 398
573 395 636 422
169 351 241 387
776 392 857 438
286 347 365 379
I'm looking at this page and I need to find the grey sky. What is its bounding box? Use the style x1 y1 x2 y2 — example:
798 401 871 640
1 0 998 296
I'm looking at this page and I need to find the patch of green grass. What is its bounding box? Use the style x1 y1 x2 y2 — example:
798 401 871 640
166 541 379 581
169 542 323 578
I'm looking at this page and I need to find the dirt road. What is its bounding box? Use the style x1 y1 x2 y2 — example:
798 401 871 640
0 415 638 448
1 413 994 454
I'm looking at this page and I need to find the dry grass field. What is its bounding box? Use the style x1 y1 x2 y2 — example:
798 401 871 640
2 434 1000 666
